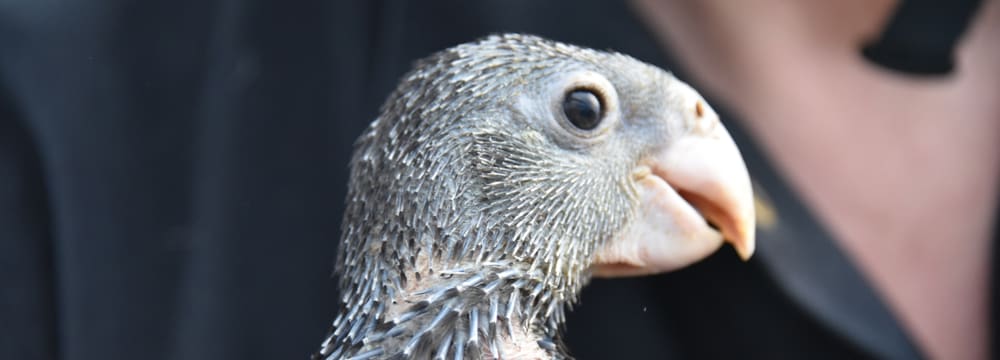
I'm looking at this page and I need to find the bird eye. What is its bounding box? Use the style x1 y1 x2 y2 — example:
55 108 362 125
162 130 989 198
562 89 603 131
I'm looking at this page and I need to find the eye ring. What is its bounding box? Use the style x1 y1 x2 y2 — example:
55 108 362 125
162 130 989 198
562 89 604 131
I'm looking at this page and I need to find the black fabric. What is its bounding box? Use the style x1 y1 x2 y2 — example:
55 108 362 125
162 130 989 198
0 1 991 359
1 1 367 358
862 0 984 75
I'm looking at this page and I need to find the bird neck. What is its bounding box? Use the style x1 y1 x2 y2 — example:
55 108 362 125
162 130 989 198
320 261 570 359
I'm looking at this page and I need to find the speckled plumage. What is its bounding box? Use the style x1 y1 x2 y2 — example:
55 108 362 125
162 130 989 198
316 34 701 359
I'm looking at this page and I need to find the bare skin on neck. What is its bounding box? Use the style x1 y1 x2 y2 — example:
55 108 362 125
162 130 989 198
631 0 1000 359
386 252 548 359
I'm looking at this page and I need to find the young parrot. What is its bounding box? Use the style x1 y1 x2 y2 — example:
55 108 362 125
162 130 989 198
315 34 755 359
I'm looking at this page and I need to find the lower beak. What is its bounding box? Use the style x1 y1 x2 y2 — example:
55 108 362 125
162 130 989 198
593 104 755 277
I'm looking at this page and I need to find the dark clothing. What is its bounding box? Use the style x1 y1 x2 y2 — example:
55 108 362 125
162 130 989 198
0 1 993 359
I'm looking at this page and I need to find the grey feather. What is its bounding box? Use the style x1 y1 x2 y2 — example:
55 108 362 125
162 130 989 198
316 34 686 359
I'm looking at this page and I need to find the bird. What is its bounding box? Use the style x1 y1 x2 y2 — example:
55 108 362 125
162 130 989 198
314 34 755 360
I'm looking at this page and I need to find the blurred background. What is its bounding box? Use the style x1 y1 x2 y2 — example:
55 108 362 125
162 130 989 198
1 1 997 359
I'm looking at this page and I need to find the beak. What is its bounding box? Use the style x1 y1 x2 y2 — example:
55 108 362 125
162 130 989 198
593 100 755 277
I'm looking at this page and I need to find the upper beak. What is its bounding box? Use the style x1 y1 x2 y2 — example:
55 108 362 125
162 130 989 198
593 99 755 277
655 118 756 260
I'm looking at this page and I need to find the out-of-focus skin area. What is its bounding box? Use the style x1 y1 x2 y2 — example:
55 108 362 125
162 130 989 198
633 1 1000 359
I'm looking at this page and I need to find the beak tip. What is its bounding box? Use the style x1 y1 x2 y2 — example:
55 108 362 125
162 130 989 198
735 234 755 261
736 242 755 261
725 224 755 261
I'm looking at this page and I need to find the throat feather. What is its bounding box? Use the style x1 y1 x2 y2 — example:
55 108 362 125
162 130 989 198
319 262 571 359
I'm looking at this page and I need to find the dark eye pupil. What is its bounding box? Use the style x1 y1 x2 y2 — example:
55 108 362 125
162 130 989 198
563 90 602 130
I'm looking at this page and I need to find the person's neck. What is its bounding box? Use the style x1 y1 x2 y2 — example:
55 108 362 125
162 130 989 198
629 2 1000 359
628 0 896 107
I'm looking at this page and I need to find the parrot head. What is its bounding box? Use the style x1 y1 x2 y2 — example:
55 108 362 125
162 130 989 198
319 34 755 359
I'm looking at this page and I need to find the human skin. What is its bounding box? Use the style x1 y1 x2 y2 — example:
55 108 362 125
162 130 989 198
631 1 1000 359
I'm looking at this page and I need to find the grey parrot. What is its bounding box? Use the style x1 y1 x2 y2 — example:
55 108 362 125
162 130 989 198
315 34 755 359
